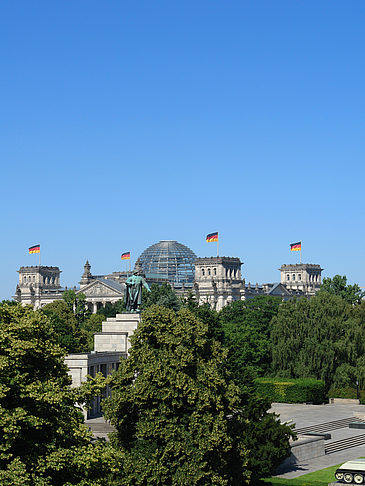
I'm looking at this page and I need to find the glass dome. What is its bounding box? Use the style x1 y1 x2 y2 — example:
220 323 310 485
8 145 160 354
137 240 197 284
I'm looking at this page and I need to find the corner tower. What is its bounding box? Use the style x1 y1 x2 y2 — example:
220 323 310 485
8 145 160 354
194 257 244 311
14 266 62 309
280 263 323 296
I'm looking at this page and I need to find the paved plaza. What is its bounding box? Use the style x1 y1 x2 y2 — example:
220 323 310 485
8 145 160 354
271 402 365 479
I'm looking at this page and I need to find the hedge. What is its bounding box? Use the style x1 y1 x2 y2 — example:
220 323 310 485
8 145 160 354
328 386 365 405
255 378 326 404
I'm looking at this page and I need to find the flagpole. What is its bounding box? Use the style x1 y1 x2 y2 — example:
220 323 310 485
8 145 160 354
217 238 219 257
39 248 41 267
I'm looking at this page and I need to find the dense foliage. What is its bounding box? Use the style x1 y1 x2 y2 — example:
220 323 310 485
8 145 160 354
97 300 126 318
42 300 87 352
219 297 281 396
141 282 181 311
0 302 117 486
319 275 365 304
271 292 365 390
255 378 326 404
4 273 363 484
104 306 293 485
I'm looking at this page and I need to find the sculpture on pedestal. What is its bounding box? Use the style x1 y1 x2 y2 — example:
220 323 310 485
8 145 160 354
125 266 150 313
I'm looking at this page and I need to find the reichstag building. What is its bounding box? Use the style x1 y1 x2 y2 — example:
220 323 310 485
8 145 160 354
14 239 323 312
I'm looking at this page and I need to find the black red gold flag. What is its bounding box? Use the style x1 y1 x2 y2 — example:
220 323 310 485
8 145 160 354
29 244 40 254
206 232 218 243
290 242 302 251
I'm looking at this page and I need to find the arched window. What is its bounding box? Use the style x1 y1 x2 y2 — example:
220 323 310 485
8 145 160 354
201 268 205 277
292 274 296 281
213 268 217 276
208 268 211 276
287 274 290 281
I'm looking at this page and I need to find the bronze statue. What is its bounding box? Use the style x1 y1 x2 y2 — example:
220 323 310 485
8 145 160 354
125 271 150 312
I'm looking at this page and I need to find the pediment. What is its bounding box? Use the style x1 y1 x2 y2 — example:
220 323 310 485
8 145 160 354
78 279 124 298
268 283 291 296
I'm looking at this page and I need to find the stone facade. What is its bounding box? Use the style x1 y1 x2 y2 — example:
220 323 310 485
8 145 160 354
14 257 324 312
14 266 63 309
78 261 125 312
193 256 304 310
280 263 323 296
94 313 141 353
194 257 245 311
64 351 123 418
64 313 141 418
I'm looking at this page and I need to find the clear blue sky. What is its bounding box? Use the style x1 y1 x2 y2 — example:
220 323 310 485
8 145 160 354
1 1 365 300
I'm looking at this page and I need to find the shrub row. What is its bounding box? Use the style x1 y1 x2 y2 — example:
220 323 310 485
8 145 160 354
328 386 365 405
255 378 326 404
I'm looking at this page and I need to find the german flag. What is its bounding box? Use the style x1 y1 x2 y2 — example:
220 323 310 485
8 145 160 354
121 252 130 260
29 244 40 254
290 242 301 251
206 232 218 243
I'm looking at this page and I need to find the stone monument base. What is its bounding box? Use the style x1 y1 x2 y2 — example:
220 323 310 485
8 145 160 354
94 313 141 353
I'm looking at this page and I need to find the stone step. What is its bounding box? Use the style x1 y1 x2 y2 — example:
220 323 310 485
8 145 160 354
295 417 365 435
325 433 365 454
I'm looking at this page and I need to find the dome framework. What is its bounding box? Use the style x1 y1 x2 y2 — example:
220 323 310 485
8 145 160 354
137 240 196 284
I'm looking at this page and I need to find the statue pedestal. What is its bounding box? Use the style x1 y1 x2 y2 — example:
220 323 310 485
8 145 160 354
94 313 141 353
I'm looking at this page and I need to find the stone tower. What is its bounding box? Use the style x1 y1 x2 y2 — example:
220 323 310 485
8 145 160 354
194 257 245 311
79 260 93 288
280 263 323 296
14 266 62 309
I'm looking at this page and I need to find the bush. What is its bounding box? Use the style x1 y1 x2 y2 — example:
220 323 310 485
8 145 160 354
328 386 365 404
255 378 326 404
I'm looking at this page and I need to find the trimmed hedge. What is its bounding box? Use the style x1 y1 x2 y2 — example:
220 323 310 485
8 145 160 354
255 378 326 404
328 386 365 405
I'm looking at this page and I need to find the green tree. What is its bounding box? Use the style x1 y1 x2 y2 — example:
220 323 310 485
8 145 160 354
81 313 105 351
0 300 17 306
63 290 90 326
104 306 292 485
319 275 364 304
220 297 281 395
42 300 86 353
97 300 126 318
270 292 365 390
0 303 117 485
141 283 180 311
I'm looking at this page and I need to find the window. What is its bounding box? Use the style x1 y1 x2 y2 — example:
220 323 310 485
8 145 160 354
201 268 205 277
208 268 211 276
287 274 290 281
298 274 301 281
213 268 217 276
292 274 296 281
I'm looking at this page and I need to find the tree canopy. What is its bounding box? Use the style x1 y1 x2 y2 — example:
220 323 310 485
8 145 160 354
319 275 364 304
104 305 293 485
270 293 365 390
42 300 86 353
62 290 90 325
220 296 281 396
141 282 181 311
0 302 118 485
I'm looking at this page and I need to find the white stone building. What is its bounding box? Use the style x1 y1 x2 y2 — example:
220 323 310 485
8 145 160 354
280 263 323 296
14 266 63 309
65 313 141 418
